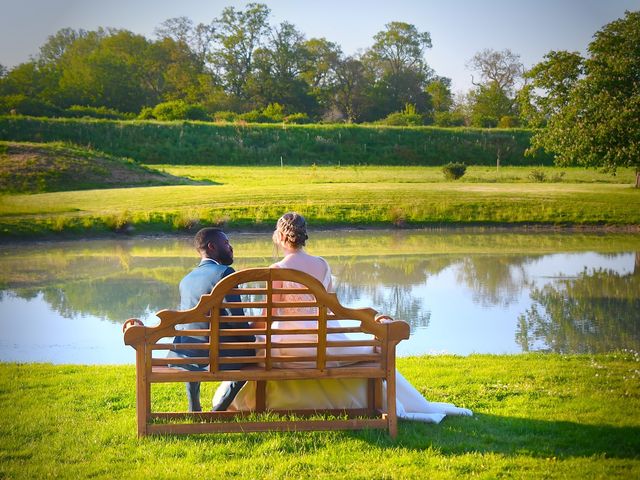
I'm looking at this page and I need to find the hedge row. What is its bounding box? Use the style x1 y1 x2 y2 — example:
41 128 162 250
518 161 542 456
0 116 553 166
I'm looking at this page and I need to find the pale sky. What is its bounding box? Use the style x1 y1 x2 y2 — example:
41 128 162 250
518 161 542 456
0 0 637 93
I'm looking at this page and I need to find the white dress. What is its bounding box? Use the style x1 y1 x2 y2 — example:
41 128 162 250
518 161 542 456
213 254 472 423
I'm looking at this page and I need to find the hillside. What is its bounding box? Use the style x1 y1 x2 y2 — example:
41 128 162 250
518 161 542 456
0 141 195 193
0 116 553 166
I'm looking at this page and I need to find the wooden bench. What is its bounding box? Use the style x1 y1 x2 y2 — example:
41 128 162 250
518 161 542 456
123 267 410 438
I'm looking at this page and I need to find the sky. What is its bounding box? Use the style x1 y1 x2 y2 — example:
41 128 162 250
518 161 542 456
0 0 637 94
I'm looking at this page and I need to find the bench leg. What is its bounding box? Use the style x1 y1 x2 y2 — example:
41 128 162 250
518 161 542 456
386 374 398 439
256 380 266 412
136 348 150 437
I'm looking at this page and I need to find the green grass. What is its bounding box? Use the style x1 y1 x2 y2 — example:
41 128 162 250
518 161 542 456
158 165 637 185
1 165 639 238
0 116 552 166
1 354 639 478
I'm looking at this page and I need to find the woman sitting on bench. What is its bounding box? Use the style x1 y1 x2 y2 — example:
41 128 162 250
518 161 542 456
213 212 472 423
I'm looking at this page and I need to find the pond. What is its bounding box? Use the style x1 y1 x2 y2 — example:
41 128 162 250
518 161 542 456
1 230 639 364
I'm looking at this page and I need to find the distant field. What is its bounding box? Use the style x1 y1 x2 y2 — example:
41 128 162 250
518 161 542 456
1 164 638 238
157 164 637 185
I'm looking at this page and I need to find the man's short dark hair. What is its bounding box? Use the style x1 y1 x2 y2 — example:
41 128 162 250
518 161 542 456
194 227 225 252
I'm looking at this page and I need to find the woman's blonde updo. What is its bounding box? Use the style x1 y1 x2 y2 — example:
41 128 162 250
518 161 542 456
273 212 308 249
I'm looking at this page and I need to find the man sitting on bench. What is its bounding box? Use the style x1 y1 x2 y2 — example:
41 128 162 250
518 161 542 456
168 227 255 411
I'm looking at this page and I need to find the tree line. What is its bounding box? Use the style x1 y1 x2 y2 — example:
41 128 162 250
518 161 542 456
0 3 527 126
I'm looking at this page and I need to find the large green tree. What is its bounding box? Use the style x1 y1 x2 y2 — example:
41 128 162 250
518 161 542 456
468 48 523 95
466 48 523 127
526 10 640 187
332 56 372 123
300 38 342 115
468 81 516 127
425 77 453 113
154 16 216 72
363 22 432 117
212 3 271 100
518 50 583 127
56 29 163 112
249 21 314 112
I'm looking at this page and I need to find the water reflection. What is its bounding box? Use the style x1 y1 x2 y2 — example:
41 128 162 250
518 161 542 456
0 232 639 363
517 265 640 353
455 256 533 308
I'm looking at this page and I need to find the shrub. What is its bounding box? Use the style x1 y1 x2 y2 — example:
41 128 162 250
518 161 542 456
433 111 466 127
283 112 311 124
182 104 210 121
380 103 424 126
471 114 499 128
65 105 128 120
528 169 547 182
152 101 210 121
442 162 467 180
238 109 273 123
0 94 62 117
497 115 521 128
239 103 288 123
213 111 239 122
262 103 285 122
137 107 154 119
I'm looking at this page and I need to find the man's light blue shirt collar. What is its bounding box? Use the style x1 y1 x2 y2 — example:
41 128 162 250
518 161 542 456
199 258 220 266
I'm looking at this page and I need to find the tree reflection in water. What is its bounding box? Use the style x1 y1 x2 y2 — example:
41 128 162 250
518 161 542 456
517 260 640 353
331 257 437 332
1 236 639 356
454 255 534 308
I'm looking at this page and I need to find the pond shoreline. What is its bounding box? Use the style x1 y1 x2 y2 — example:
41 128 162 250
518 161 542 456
1 221 640 244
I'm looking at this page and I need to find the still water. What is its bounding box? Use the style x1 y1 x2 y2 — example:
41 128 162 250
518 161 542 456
1 230 638 364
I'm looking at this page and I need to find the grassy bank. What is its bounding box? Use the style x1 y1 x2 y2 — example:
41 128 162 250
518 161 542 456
0 141 194 193
1 354 638 479
0 116 552 166
1 165 639 238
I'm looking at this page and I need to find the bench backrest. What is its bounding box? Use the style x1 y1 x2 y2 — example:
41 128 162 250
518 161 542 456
124 267 410 374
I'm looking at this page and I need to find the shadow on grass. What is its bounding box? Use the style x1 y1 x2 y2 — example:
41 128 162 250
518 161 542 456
385 413 640 459
140 412 639 461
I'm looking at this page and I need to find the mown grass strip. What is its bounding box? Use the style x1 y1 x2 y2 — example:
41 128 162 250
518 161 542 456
1 178 638 238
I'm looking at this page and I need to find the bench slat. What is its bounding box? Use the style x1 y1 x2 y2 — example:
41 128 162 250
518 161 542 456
152 357 209 366
168 329 210 336
221 302 268 308
152 340 380 352
211 328 266 336
227 288 267 295
146 418 389 435
152 408 378 420
151 343 210 350
149 364 387 382
226 287 313 295
270 301 321 308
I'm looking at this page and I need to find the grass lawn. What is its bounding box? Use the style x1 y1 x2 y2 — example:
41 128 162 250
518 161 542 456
158 165 638 185
1 165 639 238
1 354 639 479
